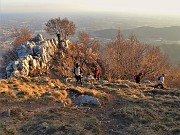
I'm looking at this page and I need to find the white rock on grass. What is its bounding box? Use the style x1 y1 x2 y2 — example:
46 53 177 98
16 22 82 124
74 95 101 107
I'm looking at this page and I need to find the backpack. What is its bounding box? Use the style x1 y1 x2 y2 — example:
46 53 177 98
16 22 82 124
157 76 161 81
74 67 81 76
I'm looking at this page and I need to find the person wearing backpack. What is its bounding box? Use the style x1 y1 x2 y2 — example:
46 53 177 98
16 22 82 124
154 74 165 89
73 63 83 86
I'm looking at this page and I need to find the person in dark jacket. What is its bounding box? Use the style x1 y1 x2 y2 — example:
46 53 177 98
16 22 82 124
135 73 142 83
73 63 83 86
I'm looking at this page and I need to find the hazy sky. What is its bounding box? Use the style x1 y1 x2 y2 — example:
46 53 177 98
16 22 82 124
1 0 180 15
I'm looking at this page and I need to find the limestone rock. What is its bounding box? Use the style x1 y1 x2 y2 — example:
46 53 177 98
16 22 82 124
33 33 45 42
74 95 101 106
5 34 59 78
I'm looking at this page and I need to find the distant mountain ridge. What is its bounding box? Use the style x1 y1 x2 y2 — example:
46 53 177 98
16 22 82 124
93 26 180 41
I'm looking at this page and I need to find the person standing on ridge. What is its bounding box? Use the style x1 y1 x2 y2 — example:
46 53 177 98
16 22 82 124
94 65 100 80
73 63 83 86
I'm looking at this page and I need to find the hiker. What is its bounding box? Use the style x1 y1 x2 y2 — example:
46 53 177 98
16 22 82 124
94 65 100 80
73 63 83 86
133 72 139 80
154 74 165 89
135 72 142 83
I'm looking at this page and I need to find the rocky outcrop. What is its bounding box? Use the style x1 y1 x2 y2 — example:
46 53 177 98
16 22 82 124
5 34 60 78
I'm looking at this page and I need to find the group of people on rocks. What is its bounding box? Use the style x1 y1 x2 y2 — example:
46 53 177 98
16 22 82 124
73 63 165 89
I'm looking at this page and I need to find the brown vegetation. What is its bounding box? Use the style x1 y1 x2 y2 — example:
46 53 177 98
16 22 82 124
99 31 180 88
48 32 101 78
102 31 169 81
0 77 179 135
0 17 180 135
1 27 32 77
13 27 32 47
45 17 76 49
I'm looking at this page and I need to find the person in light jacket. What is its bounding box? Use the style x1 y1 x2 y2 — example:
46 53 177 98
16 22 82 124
154 74 165 89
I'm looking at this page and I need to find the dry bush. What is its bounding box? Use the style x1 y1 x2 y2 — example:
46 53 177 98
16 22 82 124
95 93 109 101
64 98 72 105
101 31 169 82
48 31 102 79
2 49 18 66
102 32 145 80
166 66 180 88
2 27 32 66
0 90 16 98
52 90 67 100
45 17 76 49
13 27 32 47
78 31 100 54
84 90 97 97
141 46 169 80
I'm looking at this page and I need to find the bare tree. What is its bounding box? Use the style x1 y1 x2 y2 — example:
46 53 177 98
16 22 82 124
45 17 76 49
101 31 169 81
2 27 32 67
13 27 32 47
78 31 100 54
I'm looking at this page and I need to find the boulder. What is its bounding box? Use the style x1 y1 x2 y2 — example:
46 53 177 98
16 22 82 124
33 33 45 42
74 95 101 106
16 42 35 58
143 80 151 83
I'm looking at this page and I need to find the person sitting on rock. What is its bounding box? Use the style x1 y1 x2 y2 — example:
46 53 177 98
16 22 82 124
87 72 95 85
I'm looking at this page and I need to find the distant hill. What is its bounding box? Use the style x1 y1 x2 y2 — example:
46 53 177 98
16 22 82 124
160 44 180 64
93 26 180 41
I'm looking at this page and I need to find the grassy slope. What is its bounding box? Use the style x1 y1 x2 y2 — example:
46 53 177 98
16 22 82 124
0 77 180 135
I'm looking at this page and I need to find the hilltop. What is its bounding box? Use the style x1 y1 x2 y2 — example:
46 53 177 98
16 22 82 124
0 76 180 135
0 33 180 135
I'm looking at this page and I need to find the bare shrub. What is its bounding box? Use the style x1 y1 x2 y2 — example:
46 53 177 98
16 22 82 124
45 17 76 49
52 90 67 100
46 30 102 78
2 27 32 65
101 31 169 82
2 49 18 65
141 46 169 80
78 31 100 54
166 66 180 88
13 27 32 47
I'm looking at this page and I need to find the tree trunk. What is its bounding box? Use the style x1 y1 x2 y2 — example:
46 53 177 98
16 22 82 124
57 34 61 49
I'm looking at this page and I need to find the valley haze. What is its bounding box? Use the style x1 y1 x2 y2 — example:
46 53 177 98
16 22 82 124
0 12 180 65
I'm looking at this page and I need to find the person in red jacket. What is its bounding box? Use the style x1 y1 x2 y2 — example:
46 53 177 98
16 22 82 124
135 72 142 83
94 66 100 80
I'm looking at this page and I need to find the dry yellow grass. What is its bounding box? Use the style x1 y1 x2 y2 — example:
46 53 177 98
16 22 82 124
51 90 67 100
0 77 179 135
